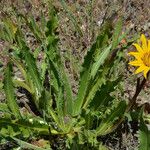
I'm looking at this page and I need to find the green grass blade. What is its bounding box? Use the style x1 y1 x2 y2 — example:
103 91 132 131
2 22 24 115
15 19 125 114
4 62 21 118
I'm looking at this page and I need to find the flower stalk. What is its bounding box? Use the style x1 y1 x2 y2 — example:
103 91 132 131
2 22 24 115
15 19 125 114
126 77 147 112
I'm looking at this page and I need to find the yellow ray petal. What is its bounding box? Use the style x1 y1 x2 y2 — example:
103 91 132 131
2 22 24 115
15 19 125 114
128 52 142 59
143 67 150 78
129 60 143 66
135 66 145 74
133 43 143 53
148 40 150 51
140 34 147 50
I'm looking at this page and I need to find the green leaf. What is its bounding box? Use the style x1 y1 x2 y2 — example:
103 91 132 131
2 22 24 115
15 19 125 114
48 52 73 115
40 11 47 32
96 101 126 135
4 62 21 118
27 15 43 42
99 143 109 150
41 60 48 84
56 89 64 121
23 46 42 98
48 59 61 92
83 67 109 109
111 18 123 50
0 103 10 113
61 67 73 115
13 79 33 94
39 90 51 112
91 45 111 79
1 18 17 43
46 7 58 36
0 117 49 135
73 68 91 116
139 118 150 150
49 109 64 131
90 78 121 110
12 137 51 150
11 58 28 82
73 28 111 116
73 39 99 116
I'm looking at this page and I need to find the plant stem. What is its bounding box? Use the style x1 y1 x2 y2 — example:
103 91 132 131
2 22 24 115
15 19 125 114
126 77 146 112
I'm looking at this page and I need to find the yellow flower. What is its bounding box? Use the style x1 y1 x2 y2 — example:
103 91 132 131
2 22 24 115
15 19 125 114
128 34 150 78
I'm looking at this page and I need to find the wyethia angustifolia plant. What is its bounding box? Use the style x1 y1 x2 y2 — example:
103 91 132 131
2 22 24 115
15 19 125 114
0 3 150 150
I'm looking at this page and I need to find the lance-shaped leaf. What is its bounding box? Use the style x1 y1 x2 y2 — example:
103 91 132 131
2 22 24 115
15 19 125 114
139 118 150 150
73 31 111 116
48 51 73 115
90 78 121 110
56 89 64 122
28 15 43 42
13 79 33 94
0 117 58 135
11 58 28 83
111 18 123 50
12 138 51 150
96 101 126 135
61 67 73 115
4 62 21 118
90 45 111 79
83 67 109 109
23 46 42 98
72 37 100 116
0 103 11 113
1 18 17 43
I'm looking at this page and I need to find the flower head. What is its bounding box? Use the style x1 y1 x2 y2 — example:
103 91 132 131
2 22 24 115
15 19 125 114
128 34 150 78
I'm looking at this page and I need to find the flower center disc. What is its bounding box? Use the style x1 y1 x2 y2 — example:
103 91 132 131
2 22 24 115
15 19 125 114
142 52 150 67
